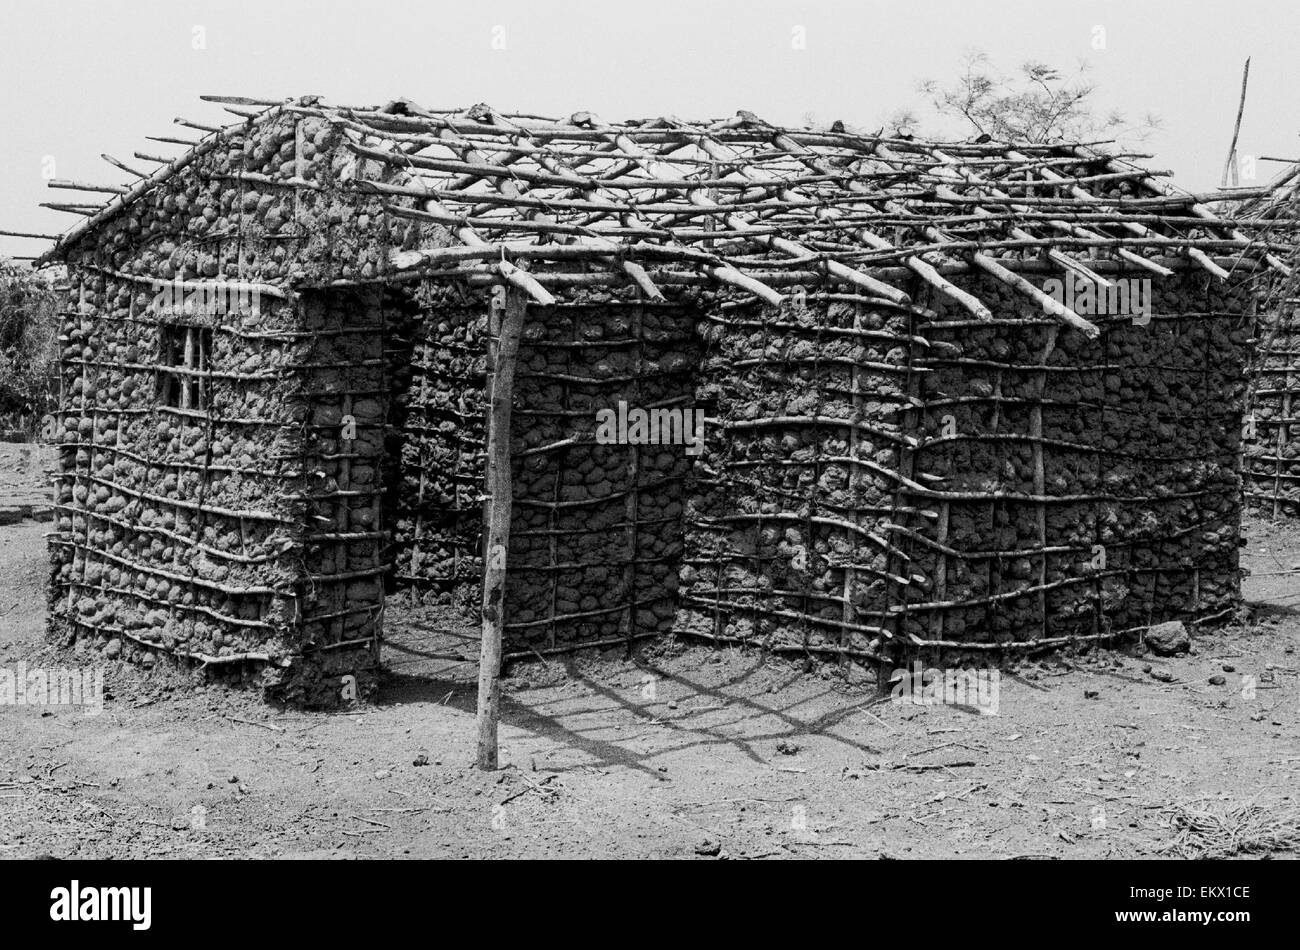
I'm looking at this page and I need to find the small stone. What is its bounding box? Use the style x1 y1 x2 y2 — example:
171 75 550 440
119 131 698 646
1222 664 1235 673
1144 621 1189 657
227 775 239 784
776 740 800 755
694 838 722 856
1208 674 1227 686
374 769 390 780
103 638 122 659
412 753 429 767
1150 669 1176 683
1084 689 1100 699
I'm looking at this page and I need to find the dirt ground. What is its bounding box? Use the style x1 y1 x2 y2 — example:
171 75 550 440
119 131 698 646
1 441 1297 859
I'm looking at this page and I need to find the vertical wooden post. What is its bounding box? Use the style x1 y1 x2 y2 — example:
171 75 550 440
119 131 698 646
476 287 526 770
622 297 643 649
1033 327 1056 641
181 327 195 411
841 300 861 672
1275 390 1290 520
1219 58 1250 188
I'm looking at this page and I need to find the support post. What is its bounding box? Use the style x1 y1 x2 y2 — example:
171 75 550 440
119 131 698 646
476 286 527 770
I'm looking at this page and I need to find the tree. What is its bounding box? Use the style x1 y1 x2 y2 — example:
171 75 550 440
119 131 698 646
895 51 1160 145
0 259 59 437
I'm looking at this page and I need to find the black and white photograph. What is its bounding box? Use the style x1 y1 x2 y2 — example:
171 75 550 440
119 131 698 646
0 0 1296 926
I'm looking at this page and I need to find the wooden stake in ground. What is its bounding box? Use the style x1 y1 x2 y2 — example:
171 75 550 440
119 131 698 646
476 286 527 770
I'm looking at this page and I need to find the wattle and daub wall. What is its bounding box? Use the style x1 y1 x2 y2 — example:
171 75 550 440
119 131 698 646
47 111 410 703
679 276 1248 658
395 288 700 653
45 108 1252 700
396 270 1248 662
1244 277 1300 517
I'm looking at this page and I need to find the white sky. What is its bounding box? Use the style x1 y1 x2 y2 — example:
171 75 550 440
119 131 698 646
3 0 1299 260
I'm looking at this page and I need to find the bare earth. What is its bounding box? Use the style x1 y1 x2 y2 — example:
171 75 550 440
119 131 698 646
1 441 1297 859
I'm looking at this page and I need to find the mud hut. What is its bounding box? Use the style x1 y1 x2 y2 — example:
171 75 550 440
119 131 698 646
20 96 1277 705
1234 166 1300 517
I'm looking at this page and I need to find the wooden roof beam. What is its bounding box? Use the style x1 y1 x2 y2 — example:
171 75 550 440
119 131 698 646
768 130 993 320
591 116 907 305
406 108 667 301
1068 146 1254 279
47 179 128 195
934 148 1172 278
100 154 148 179
1001 148 1174 277
870 144 1098 336
471 108 782 305
1099 146 1293 274
921 147 1116 289
687 128 961 316
411 112 663 295
361 137 555 305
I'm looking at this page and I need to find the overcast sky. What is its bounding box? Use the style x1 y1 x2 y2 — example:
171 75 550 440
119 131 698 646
3 0 1298 261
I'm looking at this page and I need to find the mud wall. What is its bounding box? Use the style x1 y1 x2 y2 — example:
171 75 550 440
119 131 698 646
394 287 701 654
675 293 921 656
47 107 418 700
1244 289 1300 517
505 294 700 652
293 289 389 698
676 272 1248 660
898 274 1247 654
390 283 487 610
48 269 305 684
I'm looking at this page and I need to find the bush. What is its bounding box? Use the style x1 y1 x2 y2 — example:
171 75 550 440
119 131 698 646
0 259 60 439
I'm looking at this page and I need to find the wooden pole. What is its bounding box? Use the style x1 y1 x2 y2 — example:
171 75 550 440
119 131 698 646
476 286 526 770
1220 57 1251 188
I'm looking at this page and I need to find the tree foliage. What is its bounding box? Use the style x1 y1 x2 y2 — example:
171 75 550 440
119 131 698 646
891 51 1160 145
0 259 59 436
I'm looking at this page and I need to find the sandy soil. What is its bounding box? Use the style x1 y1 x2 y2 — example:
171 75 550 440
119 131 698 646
1 441 1297 860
